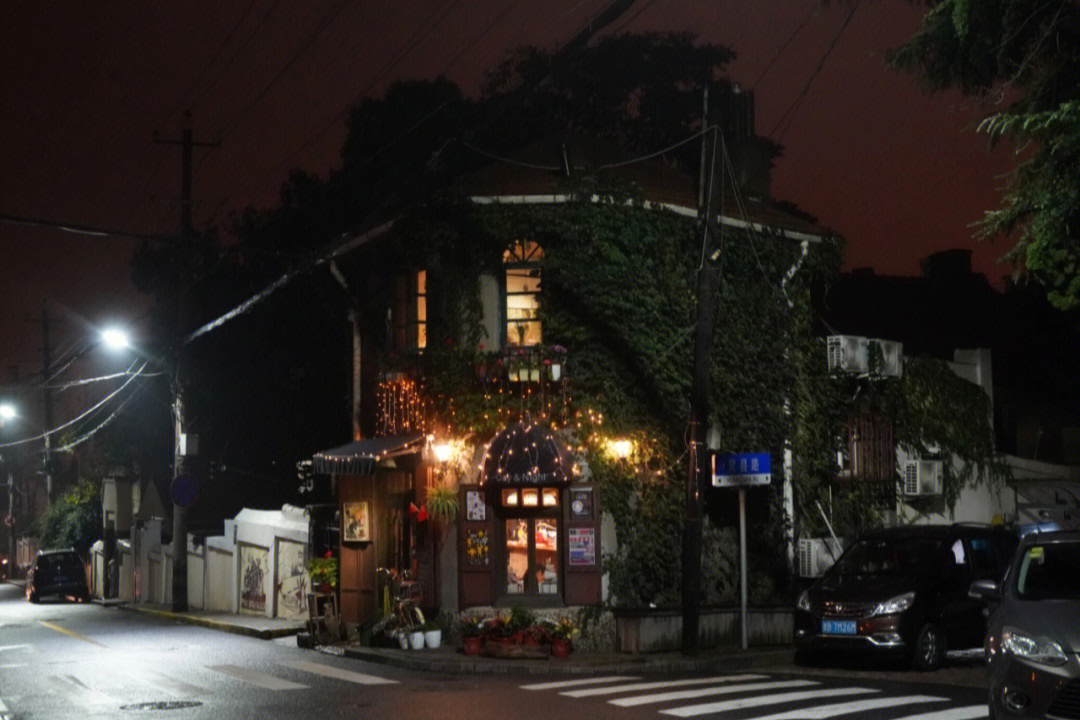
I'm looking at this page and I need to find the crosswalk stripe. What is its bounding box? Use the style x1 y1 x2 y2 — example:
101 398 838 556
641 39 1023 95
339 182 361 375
744 695 953 720
659 688 884 717
0 645 30 652
891 706 988 720
208 664 307 690
521 676 640 690
562 674 767 698
52 673 115 706
282 659 398 685
611 679 820 707
139 671 206 698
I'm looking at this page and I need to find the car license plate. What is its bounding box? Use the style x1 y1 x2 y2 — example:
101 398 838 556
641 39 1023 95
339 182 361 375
822 619 857 635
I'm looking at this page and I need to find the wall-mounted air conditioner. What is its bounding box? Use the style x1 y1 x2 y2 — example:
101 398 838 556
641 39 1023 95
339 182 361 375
797 537 844 578
902 460 943 497
867 339 903 378
827 335 868 374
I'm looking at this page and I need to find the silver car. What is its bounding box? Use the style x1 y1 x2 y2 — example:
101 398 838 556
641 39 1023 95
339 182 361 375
970 530 1080 719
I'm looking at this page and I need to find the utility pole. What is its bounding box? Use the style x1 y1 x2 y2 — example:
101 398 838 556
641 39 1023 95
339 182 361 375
682 88 724 656
39 304 55 505
155 111 217 612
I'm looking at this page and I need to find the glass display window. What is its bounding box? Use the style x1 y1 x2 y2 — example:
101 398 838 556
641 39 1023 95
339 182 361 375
502 516 559 597
542 488 559 507
502 489 519 507
506 519 528 594
521 488 539 507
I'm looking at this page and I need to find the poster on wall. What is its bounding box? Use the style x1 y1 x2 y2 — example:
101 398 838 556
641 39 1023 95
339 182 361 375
570 488 593 520
465 490 486 522
239 544 268 614
568 527 596 567
343 501 370 543
275 539 308 621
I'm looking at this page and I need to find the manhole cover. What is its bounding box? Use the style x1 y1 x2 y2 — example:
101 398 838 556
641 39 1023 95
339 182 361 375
120 700 203 711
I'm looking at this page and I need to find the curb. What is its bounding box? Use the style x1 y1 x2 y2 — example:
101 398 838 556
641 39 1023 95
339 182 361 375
342 645 796 676
117 604 303 641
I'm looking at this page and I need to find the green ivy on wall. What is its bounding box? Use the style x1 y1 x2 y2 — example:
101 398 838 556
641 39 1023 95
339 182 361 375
361 180 1004 607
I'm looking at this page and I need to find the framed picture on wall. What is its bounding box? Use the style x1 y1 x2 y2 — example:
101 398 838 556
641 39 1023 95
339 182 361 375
570 488 593 520
466 490 486 522
343 501 370 543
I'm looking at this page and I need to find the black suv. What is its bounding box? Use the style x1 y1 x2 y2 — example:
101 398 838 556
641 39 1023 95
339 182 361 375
795 524 1017 670
26 548 90 603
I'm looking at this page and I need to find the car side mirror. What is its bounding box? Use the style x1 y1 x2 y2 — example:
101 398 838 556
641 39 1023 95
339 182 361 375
969 578 1001 601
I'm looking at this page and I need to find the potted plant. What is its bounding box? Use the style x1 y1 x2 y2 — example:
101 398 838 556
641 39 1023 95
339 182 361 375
306 552 338 594
546 617 577 657
421 620 442 649
458 614 486 655
425 483 460 525
408 626 426 650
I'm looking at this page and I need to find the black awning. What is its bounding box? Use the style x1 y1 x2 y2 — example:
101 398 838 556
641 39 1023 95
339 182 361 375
481 421 569 485
313 434 426 476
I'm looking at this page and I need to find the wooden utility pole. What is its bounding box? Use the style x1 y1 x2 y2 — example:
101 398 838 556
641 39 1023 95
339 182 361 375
683 89 724 655
155 111 217 612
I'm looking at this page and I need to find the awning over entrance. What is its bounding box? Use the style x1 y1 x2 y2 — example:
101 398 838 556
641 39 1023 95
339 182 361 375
313 434 426 476
481 421 570 485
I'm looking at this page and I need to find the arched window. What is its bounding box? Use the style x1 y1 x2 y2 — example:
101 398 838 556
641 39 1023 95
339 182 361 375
503 240 542 346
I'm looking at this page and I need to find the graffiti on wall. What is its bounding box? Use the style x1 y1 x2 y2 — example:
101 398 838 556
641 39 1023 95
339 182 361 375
275 539 307 620
239 544 268 614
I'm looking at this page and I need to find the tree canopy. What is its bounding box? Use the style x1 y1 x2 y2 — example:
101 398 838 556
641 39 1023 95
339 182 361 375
891 0 1080 310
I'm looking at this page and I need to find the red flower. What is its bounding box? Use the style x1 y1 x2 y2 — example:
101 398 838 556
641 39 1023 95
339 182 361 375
323 551 333 558
478 342 485 351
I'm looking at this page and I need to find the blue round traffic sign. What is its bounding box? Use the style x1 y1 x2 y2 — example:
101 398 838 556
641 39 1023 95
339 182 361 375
170 474 199 509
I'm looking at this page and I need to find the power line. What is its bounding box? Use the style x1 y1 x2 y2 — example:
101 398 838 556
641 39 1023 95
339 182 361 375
203 0 466 226
769 3 858 142
196 0 349 174
752 1 819 91
0 212 171 243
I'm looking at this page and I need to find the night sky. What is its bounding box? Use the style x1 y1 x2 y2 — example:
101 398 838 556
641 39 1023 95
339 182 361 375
0 0 1014 375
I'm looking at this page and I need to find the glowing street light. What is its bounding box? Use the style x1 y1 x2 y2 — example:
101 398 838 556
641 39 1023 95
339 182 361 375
0 404 14 423
100 327 131 351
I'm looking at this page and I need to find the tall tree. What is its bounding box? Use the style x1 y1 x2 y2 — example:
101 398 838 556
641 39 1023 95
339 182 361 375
891 0 1080 310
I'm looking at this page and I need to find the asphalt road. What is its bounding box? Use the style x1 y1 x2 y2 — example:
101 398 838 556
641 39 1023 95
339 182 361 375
0 582 991 720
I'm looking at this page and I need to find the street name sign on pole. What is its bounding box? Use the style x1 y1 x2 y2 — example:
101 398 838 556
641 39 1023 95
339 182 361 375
712 452 772 650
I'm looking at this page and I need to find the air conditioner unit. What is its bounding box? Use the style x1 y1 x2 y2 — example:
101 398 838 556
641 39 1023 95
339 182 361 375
902 460 943 497
827 335 868 374
867 339 903 378
797 537 844 578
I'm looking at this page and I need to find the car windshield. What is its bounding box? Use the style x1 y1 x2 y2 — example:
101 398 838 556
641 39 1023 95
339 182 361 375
834 537 942 575
1016 541 1080 600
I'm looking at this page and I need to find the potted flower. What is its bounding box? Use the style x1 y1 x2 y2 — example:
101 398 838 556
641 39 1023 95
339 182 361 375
546 617 577 657
458 615 487 655
306 552 338 594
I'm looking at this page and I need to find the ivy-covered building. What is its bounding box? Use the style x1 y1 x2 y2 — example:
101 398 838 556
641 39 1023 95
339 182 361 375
311 129 843 628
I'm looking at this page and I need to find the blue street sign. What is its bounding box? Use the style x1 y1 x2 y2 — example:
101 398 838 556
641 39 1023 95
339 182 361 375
712 452 772 487
170 473 199 509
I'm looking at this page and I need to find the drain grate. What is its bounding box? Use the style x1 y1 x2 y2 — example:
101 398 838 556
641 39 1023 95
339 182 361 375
120 700 203 711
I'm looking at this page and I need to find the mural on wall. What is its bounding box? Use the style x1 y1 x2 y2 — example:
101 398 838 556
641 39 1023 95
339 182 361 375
239 544 268 614
275 539 308 621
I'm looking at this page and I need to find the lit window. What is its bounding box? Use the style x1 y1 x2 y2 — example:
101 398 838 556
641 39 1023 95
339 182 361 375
502 489 519 507
521 488 539 507
414 270 427 350
391 270 427 351
542 488 559 507
504 240 542 346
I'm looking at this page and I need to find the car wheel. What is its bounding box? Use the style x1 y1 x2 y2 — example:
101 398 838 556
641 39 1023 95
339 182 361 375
911 622 944 671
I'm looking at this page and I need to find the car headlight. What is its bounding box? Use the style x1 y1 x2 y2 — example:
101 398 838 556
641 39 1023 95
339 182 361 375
871 592 914 617
1001 626 1068 666
797 590 812 612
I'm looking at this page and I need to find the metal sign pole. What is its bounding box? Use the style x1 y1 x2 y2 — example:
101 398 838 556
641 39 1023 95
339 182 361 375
739 485 748 651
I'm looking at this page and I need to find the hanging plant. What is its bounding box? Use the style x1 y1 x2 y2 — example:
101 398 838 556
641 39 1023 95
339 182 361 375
426 483 460 525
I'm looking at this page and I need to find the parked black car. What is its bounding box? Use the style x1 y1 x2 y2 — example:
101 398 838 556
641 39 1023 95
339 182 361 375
795 523 1017 670
970 530 1080 719
25 548 90 603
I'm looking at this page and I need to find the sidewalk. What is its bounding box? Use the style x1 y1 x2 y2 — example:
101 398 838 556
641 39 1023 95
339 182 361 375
120 600 794 675
10 584 795 676
118 603 306 640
